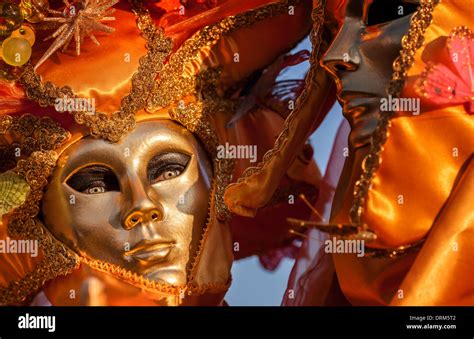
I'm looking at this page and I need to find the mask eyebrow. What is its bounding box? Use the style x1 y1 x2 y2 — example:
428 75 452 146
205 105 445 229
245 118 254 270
148 152 191 168
75 166 112 174
65 165 112 182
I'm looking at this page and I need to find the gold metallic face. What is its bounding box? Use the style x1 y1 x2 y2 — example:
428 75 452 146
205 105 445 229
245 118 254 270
321 0 416 148
42 120 213 286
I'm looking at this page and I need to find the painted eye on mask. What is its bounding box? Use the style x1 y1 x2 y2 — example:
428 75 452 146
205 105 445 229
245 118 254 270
66 166 120 194
147 152 190 184
366 0 419 27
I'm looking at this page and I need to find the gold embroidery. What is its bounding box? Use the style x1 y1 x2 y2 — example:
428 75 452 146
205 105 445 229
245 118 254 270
0 113 70 172
214 158 234 221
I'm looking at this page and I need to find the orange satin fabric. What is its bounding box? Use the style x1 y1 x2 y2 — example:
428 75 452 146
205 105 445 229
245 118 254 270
333 106 473 305
365 108 473 248
42 263 227 306
332 0 474 305
392 156 474 305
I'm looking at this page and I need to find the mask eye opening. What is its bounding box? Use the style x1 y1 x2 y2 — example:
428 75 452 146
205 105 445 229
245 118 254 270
66 165 120 194
147 152 191 184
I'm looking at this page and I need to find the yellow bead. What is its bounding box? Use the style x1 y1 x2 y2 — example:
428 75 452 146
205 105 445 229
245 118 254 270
11 25 35 46
1 37 32 66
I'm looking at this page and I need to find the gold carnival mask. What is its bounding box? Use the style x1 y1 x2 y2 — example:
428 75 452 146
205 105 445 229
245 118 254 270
42 120 213 286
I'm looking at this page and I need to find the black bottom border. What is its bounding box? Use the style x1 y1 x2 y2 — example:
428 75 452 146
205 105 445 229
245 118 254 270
0 306 472 338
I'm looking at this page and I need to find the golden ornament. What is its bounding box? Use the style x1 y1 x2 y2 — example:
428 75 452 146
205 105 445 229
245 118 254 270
35 0 117 70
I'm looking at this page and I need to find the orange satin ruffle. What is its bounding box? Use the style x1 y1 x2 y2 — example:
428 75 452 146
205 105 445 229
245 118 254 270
333 152 474 306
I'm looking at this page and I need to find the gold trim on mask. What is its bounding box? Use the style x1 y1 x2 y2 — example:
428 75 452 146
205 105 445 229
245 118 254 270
79 256 231 299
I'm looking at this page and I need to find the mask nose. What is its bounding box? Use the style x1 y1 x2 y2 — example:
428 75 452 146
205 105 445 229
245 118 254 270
321 14 362 77
121 180 164 230
322 42 360 76
124 208 163 230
